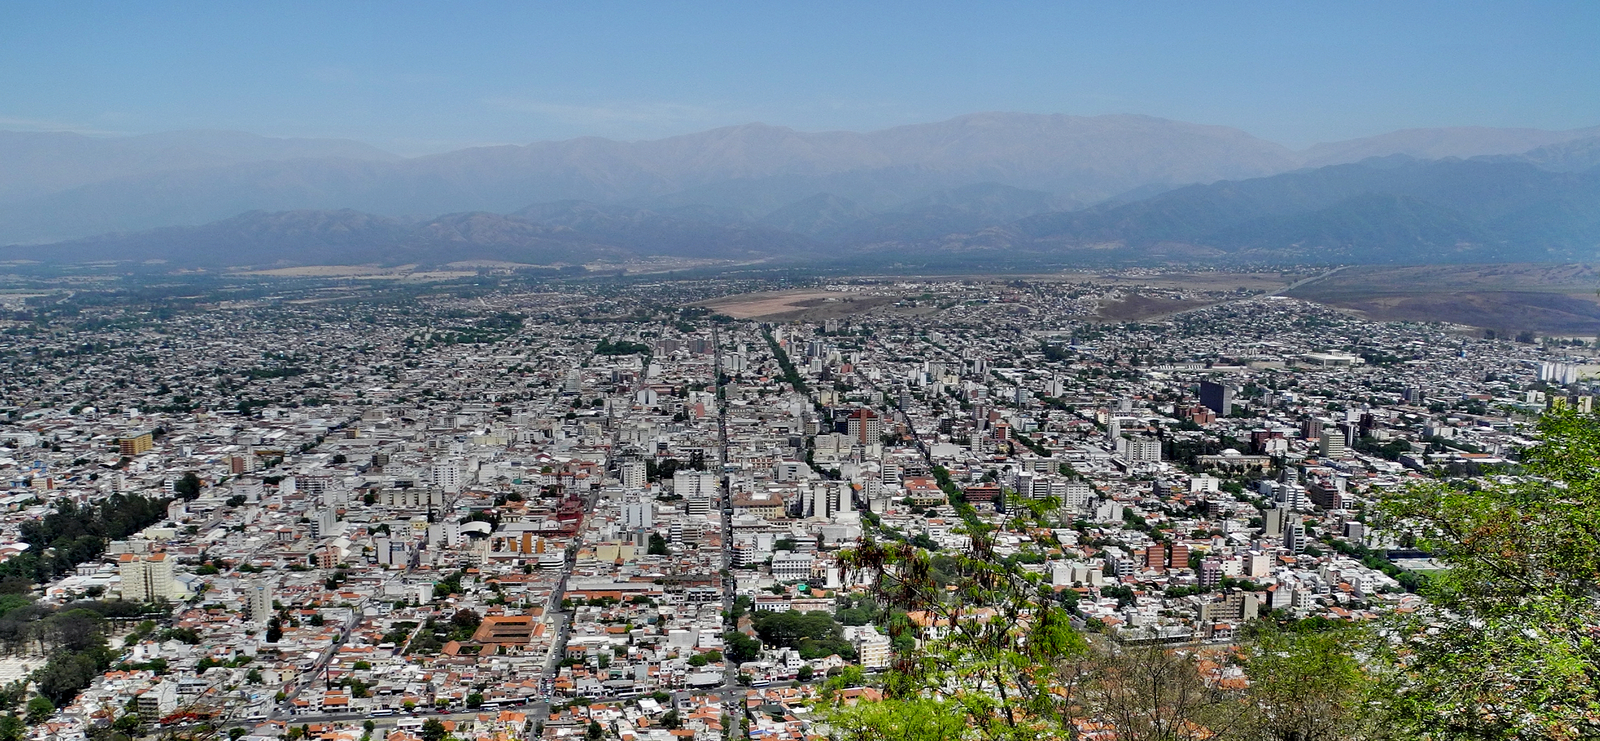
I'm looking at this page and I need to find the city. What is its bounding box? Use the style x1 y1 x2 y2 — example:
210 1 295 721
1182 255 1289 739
0 271 1586 740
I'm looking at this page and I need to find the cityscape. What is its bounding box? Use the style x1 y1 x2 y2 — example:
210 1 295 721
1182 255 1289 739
5 3 1599 739
0 270 1589 740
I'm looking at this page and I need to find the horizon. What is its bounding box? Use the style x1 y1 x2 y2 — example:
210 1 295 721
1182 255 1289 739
4 2 1598 156
8 110 1600 158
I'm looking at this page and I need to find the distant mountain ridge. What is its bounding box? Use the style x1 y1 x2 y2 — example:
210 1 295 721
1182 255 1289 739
5 113 1600 269
5 112 1596 246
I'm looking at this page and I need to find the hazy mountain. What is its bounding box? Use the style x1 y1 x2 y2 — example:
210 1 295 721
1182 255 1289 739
1299 126 1600 168
8 114 1600 267
3 201 809 267
757 194 873 238
1483 136 1600 173
0 113 1305 243
511 200 814 259
0 129 399 202
984 159 1600 263
812 183 1081 245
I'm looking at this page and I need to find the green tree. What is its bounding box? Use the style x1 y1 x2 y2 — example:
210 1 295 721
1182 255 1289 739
1241 625 1379 741
840 498 1090 740
722 631 761 664
421 718 447 741
22 697 52 724
0 715 23 741
586 720 604 741
827 697 970 741
1378 406 1600 739
174 472 202 500
466 692 483 709
647 533 669 556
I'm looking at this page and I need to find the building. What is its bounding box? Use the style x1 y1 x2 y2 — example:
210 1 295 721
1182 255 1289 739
771 550 813 581
119 432 154 457
245 580 272 626
431 461 465 493
1119 436 1161 463
620 460 647 490
119 553 181 602
1199 381 1234 416
1200 590 1260 623
1144 544 1166 572
1169 543 1190 571
1320 432 1346 459
846 409 882 446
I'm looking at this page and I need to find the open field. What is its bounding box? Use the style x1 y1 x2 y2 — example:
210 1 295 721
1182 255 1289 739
1286 263 1600 336
1094 294 1215 321
699 289 902 320
1055 270 1299 293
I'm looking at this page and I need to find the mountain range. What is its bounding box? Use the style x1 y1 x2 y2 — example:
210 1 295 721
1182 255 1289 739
3 112 1599 268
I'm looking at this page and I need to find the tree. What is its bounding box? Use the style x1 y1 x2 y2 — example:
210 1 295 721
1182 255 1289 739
265 617 282 643
466 692 483 709
796 665 814 682
1241 624 1380 741
1378 406 1600 738
586 720 604 741
1090 642 1247 741
839 496 1090 740
660 710 680 729
722 631 761 664
0 715 23 741
23 697 52 724
647 533 669 556
174 472 202 500
827 697 969 741
420 718 447 741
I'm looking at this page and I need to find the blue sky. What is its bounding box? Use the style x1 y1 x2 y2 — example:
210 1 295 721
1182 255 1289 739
3 1 1597 155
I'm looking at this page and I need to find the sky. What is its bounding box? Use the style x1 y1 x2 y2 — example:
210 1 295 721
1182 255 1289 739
2 1 1598 156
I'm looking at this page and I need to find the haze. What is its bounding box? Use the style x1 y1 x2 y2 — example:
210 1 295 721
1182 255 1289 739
3 2 1598 154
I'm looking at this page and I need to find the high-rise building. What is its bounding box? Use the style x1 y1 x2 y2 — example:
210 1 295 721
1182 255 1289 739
623 494 654 530
1302 417 1324 441
846 409 882 446
620 460 647 490
1284 519 1307 554
1263 507 1287 539
431 461 465 493
245 580 273 626
119 553 181 602
1320 433 1346 459
1169 543 1190 570
1145 544 1166 572
1199 381 1234 416
119 432 154 457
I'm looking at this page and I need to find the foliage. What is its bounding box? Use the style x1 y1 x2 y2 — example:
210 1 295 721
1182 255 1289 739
840 498 1090 741
1240 624 1381 741
827 697 970 741
750 610 855 660
594 338 650 356
1377 406 1600 739
722 631 761 664
762 328 809 393
0 494 170 584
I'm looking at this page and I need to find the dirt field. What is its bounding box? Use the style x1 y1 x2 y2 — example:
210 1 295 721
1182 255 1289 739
1287 263 1600 335
699 290 898 320
1054 270 1297 292
1095 294 1215 321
